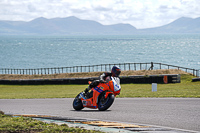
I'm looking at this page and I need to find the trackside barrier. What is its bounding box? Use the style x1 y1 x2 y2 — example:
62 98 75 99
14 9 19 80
0 74 180 85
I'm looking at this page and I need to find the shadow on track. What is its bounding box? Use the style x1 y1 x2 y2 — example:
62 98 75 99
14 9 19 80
70 110 111 112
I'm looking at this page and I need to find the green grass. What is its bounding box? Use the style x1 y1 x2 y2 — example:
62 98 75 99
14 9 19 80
0 74 199 99
120 75 200 98
0 84 84 99
0 113 103 133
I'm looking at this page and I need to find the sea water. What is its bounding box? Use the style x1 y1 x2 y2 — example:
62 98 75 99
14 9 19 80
0 34 199 70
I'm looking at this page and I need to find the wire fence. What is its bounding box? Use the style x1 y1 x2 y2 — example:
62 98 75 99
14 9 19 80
0 62 199 77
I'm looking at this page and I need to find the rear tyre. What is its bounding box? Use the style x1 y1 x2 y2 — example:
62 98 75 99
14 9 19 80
73 94 84 110
98 93 115 111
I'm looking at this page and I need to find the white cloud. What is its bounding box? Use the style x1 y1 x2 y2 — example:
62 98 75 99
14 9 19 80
0 0 199 28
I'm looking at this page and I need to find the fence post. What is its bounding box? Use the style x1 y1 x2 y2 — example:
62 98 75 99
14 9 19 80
58 68 60 74
134 63 136 70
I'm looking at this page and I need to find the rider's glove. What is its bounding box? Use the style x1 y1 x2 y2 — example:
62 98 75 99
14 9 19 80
90 80 100 88
99 80 107 83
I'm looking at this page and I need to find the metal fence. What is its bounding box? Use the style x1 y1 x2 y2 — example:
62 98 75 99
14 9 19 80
0 62 199 77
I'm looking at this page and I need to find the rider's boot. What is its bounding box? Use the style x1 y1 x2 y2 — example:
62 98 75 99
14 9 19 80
84 86 91 98
84 86 90 93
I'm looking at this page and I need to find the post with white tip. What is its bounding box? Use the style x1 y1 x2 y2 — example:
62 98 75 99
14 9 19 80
152 83 157 92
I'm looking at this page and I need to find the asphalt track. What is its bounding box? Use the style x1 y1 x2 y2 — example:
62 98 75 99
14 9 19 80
0 98 200 132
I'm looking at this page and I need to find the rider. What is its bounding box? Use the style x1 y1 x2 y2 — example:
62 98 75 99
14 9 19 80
84 66 121 97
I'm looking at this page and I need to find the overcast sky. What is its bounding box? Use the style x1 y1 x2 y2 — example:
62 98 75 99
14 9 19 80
0 0 200 29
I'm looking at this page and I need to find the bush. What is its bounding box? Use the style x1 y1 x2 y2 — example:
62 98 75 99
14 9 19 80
0 111 4 115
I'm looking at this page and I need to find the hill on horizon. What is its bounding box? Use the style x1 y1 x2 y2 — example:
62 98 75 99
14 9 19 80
0 16 199 35
140 17 200 34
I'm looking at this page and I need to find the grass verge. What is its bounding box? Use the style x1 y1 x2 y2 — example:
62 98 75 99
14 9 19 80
0 111 103 133
120 74 200 98
0 74 199 99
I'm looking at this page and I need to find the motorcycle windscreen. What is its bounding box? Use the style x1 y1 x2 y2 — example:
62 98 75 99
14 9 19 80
111 77 121 92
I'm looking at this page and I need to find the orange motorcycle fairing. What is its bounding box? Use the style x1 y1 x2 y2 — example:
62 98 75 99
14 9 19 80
75 77 121 110
81 97 96 108
82 82 110 109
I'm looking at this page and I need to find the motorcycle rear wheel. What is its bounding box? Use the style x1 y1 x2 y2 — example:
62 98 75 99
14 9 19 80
73 94 84 110
98 93 114 111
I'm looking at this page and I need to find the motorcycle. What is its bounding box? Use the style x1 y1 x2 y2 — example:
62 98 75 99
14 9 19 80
73 76 121 111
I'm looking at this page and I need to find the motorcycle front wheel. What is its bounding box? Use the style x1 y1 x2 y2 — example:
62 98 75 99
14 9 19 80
98 93 115 111
73 94 84 110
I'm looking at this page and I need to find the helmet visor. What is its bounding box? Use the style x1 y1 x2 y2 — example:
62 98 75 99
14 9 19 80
115 70 121 77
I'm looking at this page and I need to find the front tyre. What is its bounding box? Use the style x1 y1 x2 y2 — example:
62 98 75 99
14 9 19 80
73 94 84 110
98 93 115 111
